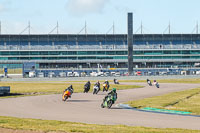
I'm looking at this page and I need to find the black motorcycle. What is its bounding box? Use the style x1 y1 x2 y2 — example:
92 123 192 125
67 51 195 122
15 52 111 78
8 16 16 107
114 79 119 84
83 84 90 93
147 80 152 86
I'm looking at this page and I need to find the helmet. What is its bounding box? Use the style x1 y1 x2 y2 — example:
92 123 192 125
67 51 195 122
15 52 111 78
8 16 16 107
105 80 108 81
69 85 73 89
112 88 116 92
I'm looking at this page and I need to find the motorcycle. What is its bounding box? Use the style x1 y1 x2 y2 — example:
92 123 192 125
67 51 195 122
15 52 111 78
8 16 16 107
83 84 90 93
114 79 119 84
101 94 117 109
103 83 109 92
155 83 160 88
147 80 152 86
62 90 72 101
93 85 100 94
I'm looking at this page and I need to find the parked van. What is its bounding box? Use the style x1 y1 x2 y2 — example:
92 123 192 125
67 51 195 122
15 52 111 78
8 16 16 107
37 72 44 78
67 72 79 77
97 72 104 76
48 72 55 78
29 71 35 78
0 86 10 95
90 72 98 77
59 72 66 77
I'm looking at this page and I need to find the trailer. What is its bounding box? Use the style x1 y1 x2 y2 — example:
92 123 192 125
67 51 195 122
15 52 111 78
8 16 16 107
0 86 10 95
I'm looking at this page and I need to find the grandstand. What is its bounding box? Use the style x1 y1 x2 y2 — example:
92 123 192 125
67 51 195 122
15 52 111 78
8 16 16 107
1 33 200 77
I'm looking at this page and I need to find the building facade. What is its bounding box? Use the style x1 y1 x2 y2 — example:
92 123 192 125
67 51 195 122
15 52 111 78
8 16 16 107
0 34 200 71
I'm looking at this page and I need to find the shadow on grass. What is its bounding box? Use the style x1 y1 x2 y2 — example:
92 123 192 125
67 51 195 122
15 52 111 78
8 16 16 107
0 93 24 97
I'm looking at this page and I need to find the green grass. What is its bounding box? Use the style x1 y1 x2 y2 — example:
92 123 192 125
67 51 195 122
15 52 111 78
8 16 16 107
127 88 200 115
0 116 199 133
120 79 200 84
157 79 200 84
0 82 143 98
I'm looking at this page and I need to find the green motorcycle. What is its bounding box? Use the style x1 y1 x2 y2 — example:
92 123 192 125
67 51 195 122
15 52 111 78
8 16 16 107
101 94 117 109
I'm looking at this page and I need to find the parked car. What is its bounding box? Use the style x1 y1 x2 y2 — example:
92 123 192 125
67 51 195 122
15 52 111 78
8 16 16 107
97 72 104 77
135 71 142 76
90 72 98 77
110 72 116 76
122 72 129 76
104 72 110 77
115 72 120 77
67 72 79 77
81 72 87 77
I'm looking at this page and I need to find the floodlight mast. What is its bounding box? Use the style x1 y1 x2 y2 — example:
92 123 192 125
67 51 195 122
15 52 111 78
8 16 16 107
127 13 133 75
20 21 31 35
49 22 59 34
0 21 1 35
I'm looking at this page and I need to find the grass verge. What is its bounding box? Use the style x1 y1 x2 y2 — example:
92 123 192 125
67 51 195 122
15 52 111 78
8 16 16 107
120 78 200 84
127 88 200 115
0 116 199 133
0 82 143 98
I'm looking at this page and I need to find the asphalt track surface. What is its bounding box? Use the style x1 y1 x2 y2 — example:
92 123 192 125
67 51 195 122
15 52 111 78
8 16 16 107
0 83 200 130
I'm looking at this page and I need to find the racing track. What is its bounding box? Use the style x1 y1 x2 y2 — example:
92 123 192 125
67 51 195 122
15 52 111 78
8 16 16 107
0 83 200 130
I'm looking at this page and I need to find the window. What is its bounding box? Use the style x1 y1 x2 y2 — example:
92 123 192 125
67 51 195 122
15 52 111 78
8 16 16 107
20 51 29 55
49 51 59 55
182 51 190 54
39 51 48 55
68 51 77 55
106 51 115 55
97 51 105 55
30 51 39 55
116 51 126 55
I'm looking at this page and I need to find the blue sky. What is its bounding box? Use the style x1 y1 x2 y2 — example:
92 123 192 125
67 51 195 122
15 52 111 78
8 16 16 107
0 0 200 34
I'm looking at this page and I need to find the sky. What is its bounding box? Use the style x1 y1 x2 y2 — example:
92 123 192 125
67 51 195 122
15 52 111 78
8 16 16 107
0 0 200 34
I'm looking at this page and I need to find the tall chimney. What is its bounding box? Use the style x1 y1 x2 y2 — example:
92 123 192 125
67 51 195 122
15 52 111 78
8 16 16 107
128 13 133 75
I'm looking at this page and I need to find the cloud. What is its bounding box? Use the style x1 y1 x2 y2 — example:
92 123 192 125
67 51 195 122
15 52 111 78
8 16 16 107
66 0 110 16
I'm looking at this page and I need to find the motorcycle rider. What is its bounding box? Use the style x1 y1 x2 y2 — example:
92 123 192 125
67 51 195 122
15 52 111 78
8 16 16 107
114 78 119 84
103 88 117 102
147 79 152 86
153 80 159 88
104 80 110 88
84 81 91 92
153 80 157 85
64 85 74 98
95 81 100 89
